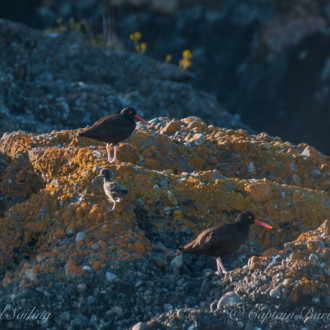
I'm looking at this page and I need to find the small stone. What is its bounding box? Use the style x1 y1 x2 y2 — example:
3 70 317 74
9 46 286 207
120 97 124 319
24 269 36 282
301 146 323 162
177 309 185 320
185 296 196 306
189 133 205 146
164 303 173 311
75 232 85 242
89 314 97 325
106 306 123 317
292 174 301 186
106 272 118 282
312 297 320 304
217 292 241 308
269 288 280 298
66 227 74 236
153 256 168 269
71 314 88 328
162 120 180 134
82 265 92 271
244 320 254 330
59 311 70 323
245 181 273 202
309 253 319 264
77 283 87 292
169 254 182 272
132 322 148 330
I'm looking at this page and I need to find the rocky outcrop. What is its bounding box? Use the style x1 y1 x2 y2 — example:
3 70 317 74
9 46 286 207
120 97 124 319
0 19 250 140
0 117 328 329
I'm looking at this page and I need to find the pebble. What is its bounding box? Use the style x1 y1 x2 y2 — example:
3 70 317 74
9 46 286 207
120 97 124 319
71 314 88 328
269 288 280 298
59 311 70 324
24 269 36 281
312 297 320 304
106 306 123 317
152 253 168 268
77 283 87 292
169 255 182 271
106 272 118 282
292 174 301 186
164 303 173 311
190 133 205 146
132 322 148 330
309 253 319 264
75 232 86 242
65 227 74 236
217 292 241 308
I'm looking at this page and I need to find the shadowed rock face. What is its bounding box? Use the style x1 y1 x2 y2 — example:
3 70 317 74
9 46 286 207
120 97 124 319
0 117 329 329
1 1 329 154
0 19 251 142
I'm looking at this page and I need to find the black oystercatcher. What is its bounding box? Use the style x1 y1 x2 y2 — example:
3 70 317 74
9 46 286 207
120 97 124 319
79 107 148 163
95 168 128 211
176 211 272 274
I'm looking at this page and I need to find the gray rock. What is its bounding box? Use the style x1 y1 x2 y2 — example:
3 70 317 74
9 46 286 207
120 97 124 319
75 232 86 242
217 292 241 308
71 314 88 328
269 288 281 298
169 255 183 271
164 303 173 311
132 322 148 330
309 253 319 264
106 306 123 318
77 283 87 292
106 272 118 282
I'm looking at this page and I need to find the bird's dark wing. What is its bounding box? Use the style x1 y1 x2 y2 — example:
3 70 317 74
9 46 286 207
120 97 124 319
180 223 240 256
109 182 128 197
79 114 135 143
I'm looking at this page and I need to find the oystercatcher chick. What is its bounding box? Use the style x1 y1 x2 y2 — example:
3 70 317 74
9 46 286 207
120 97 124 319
176 211 272 274
79 107 148 163
95 168 128 211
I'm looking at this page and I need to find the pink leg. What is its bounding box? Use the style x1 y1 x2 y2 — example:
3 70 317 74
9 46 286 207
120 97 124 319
106 143 113 162
110 145 118 163
215 257 227 274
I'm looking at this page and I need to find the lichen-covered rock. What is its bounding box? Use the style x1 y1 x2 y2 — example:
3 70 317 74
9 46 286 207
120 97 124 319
0 118 328 329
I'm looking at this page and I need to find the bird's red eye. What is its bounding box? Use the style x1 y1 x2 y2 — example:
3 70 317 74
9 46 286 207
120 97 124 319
249 216 252 219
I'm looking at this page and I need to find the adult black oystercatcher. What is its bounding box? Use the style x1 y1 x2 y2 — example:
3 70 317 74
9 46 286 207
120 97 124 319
79 107 148 163
95 168 128 211
176 211 272 274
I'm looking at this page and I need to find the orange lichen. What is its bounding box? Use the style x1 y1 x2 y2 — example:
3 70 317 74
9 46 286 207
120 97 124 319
0 119 328 286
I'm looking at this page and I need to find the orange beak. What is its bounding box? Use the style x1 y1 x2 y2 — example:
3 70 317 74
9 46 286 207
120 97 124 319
254 219 272 229
134 114 149 124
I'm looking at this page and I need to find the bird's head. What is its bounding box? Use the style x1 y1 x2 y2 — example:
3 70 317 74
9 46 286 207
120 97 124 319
237 211 272 229
121 107 149 124
96 168 111 181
